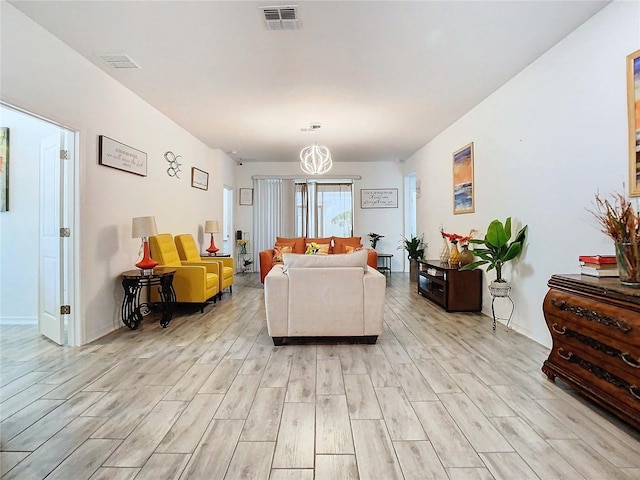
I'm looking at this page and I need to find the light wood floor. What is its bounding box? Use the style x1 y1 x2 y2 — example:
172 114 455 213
1 273 639 480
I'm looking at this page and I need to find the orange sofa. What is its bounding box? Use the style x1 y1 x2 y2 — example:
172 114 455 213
259 236 378 283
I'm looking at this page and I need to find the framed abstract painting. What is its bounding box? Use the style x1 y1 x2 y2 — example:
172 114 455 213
453 142 474 214
628 49 640 196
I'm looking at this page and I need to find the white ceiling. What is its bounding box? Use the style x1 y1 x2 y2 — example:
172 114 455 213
9 0 609 164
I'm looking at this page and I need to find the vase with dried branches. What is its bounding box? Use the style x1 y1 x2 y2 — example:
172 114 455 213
590 192 640 287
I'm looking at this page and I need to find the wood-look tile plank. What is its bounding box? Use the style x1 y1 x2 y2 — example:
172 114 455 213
450 372 515 417
490 416 585 479
90 386 169 439
351 419 403 480
446 467 495 480
315 454 359 480
391 363 438 401
0 398 64 447
135 453 190 480
272 402 315 469
0 371 51 402
375 386 427 440
180 419 243 479
393 440 448 480
2 416 106 480
316 394 354 454
156 393 223 453
439 392 513 452
260 352 293 388
412 401 484 468
3 391 104 451
0 383 58 421
45 438 121 480
285 362 316 403
547 438 631 480
197 358 243 394
225 441 275 480
362 351 400 387
269 469 314 480
104 400 186 467
163 363 217 401
339 345 368 374
213 373 261 419
412 358 461 394
0 451 29 477
88 467 140 480
316 358 345 395
241 387 286 441
478 452 540 480
344 374 382 419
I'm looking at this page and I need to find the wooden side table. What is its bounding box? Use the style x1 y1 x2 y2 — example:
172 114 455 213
121 267 176 329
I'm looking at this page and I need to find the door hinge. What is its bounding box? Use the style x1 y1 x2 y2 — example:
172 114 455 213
60 305 71 315
60 149 69 160
60 227 70 237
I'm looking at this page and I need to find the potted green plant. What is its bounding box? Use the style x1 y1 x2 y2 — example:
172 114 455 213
461 217 527 291
398 234 426 282
368 232 384 249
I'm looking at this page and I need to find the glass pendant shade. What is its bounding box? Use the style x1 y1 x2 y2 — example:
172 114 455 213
300 144 332 175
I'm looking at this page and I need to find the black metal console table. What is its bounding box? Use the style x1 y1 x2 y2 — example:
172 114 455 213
121 268 176 329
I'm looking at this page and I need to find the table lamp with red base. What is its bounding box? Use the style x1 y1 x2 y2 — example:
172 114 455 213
205 220 220 254
132 216 159 274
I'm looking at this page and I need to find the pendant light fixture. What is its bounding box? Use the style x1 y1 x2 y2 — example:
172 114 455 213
299 123 332 175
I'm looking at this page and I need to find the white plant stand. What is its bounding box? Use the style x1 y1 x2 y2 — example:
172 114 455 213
488 284 514 331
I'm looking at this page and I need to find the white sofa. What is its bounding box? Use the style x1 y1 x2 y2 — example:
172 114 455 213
264 250 386 345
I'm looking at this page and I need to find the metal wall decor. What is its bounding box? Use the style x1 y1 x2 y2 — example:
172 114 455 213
164 151 182 178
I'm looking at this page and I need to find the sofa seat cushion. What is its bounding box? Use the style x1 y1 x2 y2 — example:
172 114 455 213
283 249 368 271
333 236 363 254
206 273 219 289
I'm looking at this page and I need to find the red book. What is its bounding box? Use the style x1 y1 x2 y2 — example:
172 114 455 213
578 255 616 265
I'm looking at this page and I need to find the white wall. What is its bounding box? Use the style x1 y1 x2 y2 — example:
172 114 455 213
234 161 406 272
1 4 236 344
0 107 60 323
403 1 640 346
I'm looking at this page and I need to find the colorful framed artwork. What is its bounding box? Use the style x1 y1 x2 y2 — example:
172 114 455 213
628 49 640 197
191 167 209 190
239 188 253 206
453 142 474 215
98 135 147 176
0 127 9 212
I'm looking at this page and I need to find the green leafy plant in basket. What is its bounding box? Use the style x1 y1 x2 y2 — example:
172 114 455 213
461 217 527 284
398 234 426 260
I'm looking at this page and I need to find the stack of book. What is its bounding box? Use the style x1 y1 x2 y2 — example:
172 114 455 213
579 255 619 277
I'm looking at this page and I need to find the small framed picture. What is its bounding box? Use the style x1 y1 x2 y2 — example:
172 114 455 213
239 188 253 205
628 49 640 196
191 167 209 190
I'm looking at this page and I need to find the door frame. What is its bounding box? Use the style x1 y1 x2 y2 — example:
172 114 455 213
2 102 79 346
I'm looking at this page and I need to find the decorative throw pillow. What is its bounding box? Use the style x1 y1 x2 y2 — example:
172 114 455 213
305 242 330 255
276 237 305 254
333 236 363 254
273 245 293 262
344 245 364 254
304 237 333 253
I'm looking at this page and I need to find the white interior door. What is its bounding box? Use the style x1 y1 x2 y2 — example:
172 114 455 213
38 132 64 344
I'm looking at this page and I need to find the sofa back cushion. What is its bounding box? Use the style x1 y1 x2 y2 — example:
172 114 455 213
150 234 182 267
283 249 368 271
276 236 305 254
333 236 363 254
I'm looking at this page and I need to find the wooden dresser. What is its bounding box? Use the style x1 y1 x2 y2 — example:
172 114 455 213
542 274 640 430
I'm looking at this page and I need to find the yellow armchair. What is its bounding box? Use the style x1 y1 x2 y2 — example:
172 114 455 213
175 234 234 297
149 234 219 310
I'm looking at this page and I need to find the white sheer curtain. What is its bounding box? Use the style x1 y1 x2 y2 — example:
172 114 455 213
295 181 353 237
253 178 295 266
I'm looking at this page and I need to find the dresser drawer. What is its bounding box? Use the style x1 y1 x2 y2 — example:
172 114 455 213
544 289 638 345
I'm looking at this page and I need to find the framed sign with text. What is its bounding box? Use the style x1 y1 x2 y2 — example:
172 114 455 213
98 135 147 176
361 188 398 209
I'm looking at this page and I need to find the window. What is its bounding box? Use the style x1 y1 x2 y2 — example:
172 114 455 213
295 180 353 237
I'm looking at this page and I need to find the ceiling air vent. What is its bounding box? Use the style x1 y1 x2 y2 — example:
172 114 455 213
260 5 299 30
97 54 141 69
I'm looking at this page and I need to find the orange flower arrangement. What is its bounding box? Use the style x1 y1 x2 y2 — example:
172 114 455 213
440 229 477 245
